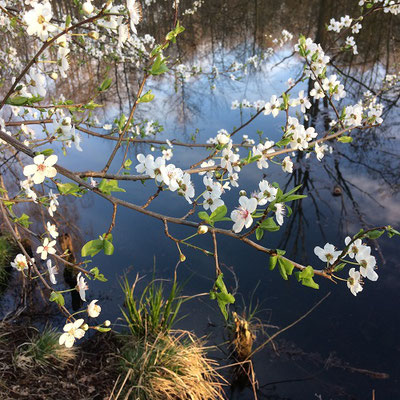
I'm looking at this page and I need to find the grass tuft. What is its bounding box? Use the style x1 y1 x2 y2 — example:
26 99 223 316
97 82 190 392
13 326 75 369
116 331 225 400
120 274 183 338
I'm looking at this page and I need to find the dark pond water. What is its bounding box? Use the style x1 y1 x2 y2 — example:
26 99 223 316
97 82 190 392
2 0 400 399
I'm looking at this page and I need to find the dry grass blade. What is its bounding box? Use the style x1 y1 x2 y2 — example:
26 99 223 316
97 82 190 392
114 330 225 400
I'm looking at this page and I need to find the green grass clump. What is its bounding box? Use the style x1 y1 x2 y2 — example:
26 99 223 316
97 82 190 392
13 326 75 369
120 275 183 338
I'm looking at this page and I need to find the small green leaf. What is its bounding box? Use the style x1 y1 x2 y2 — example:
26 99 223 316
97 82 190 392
103 239 114 255
98 179 126 195
99 77 112 92
137 90 155 103
256 227 264 241
277 257 294 280
150 54 169 75
259 217 280 232
65 15 71 27
6 96 30 106
14 213 32 228
334 263 346 272
95 327 111 332
337 136 353 143
366 230 384 239
386 226 400 238
269 255 278 270
49 291 65 306
37 149 54 156
211 273 235 320
89 267 108 282
57 182 82 197
301 277 319 289
210 205 227 222
81 239 104 257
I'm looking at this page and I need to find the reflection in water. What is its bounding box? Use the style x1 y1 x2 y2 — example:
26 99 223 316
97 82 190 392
1 1 400 399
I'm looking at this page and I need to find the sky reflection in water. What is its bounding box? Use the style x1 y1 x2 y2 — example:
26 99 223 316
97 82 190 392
4 0 400 398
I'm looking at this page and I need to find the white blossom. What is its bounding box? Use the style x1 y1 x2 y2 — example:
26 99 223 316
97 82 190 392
76 272 88 302
23 154 58 185
231 196 257 233
314 243 341 265
46 259 58 284
347 268 363 296
59 319 85 348
87 300 101 318
36 237 56 260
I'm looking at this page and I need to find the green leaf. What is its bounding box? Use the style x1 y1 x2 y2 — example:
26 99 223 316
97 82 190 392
259 217 280 232
334 263 346 272
95 326 111 332
57 182 82 197
386 226 400 238
277 257 294 280
210 205 227 222
14 213 32 228
269 255 278 270
275 137 292 147
103 239 114 255
124 159 132 170
337 136 353 143
49 291 65 306
37 149 54 156
98 77 112 92
65 14 71 27
81 239 104 257
150 54 169 75
6 96 30 106
281 194 307 202
211 273 235 320
366 230 384 239
137 90 155 103
198 211 211 225
89 267 108 282
276 249 286 256
295 266 319 289
98 179 126 195
256 227 264 241
301 277 319 289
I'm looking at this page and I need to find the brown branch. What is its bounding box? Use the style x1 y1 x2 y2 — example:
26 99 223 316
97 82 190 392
0 129 336 281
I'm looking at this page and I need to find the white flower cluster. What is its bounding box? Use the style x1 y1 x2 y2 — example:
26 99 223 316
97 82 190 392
314 237 379 296
286 116 318 151
359 0 400 14
295 37 330 78
135 154 195 203
182 0 204 16
327 15 353 33
270 29 294 47
230 179 286 233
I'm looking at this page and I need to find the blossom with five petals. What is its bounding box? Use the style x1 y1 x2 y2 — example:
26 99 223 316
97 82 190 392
23 154 58 185
231 196 258 233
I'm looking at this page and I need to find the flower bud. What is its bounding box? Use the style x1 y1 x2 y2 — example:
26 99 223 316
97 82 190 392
104 320 111 327
82 323 89 331
50 72 58 80
180 253 186 262
88 31 99 40
197 225 208 234
216 132 230 145
239 190 247 196
82 0 94 15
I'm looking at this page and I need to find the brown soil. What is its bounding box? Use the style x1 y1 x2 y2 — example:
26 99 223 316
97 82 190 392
0 324 120 400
